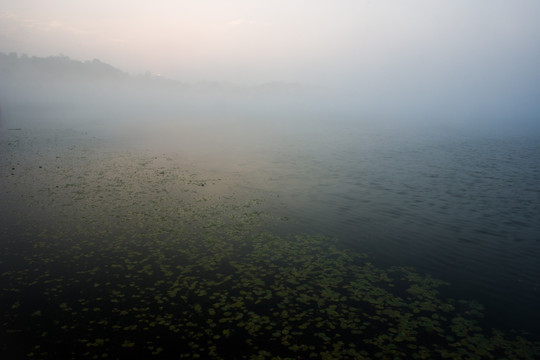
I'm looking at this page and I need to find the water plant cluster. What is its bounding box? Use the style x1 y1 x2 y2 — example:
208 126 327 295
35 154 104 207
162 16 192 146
1 144 539 359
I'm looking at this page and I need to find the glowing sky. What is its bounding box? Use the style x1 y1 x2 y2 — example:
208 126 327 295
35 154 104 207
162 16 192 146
2 0 539 84
2 0 540 128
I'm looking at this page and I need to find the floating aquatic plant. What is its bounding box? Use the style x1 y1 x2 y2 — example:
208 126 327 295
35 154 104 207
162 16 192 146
1 146 539 359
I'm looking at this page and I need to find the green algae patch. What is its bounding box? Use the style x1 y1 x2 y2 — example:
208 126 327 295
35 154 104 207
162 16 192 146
1 148 539 359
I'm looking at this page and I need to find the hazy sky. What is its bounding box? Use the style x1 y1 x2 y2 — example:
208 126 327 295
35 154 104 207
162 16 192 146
1 1 538 81
1 1 540 126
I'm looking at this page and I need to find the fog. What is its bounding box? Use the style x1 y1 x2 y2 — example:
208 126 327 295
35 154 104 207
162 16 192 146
2 1 540 140
2 53 539 140
3 3 540 347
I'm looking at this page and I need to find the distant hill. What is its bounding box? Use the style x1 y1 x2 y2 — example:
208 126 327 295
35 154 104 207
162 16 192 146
0 52 305 94
0 52 197 95
0 52 129 81
0 52 314 127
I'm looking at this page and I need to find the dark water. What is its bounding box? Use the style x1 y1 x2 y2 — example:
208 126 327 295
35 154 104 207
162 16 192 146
1 113 540 358
108 117 540 335
178 119 540 336
244 127 540 335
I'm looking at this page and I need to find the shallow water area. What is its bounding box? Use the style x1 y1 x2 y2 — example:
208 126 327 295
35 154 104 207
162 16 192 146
1 122 540 359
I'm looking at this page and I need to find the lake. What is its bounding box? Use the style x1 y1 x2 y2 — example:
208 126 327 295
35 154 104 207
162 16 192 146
1 104 539 358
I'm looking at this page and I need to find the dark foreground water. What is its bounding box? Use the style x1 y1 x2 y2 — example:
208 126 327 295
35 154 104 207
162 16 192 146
1 115 539 359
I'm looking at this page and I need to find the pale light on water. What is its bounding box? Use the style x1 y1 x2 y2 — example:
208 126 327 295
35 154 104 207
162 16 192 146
1 54 540 358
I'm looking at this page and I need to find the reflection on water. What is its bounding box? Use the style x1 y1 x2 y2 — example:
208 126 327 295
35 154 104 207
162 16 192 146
1 117 540 358
118 116 540 336
252 132 540 335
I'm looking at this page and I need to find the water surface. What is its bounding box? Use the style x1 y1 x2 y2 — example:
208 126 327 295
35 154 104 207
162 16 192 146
1 110 539 358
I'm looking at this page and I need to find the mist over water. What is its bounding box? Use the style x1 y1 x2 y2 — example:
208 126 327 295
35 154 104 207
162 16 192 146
2 2 540 357
1 50 540 359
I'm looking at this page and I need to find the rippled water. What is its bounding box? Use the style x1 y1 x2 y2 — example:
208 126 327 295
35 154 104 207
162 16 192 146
235 126 540 336
121 116 540 335
2 112 539 356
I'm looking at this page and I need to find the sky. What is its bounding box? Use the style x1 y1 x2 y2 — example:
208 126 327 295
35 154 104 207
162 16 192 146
1 0 540 128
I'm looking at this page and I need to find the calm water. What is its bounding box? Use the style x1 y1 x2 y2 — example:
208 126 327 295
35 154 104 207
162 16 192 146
246 127 540 335
101 115 540 335
1 111 540 357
